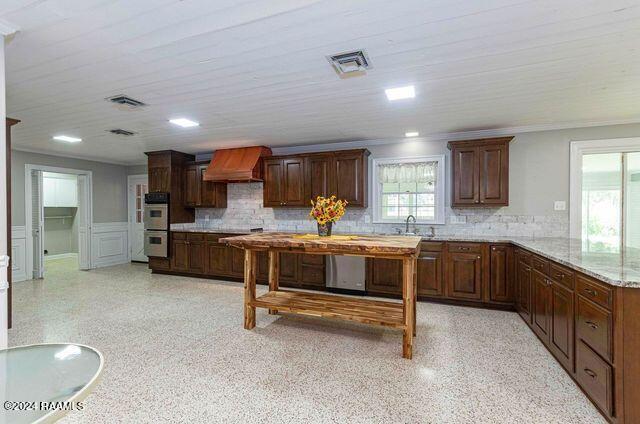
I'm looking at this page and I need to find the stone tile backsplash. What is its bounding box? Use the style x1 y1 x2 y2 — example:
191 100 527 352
171 183 569 238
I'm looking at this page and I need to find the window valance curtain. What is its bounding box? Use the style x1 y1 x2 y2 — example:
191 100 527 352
377 161 437 185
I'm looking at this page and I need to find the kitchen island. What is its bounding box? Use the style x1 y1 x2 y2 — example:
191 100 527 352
222 232 422 359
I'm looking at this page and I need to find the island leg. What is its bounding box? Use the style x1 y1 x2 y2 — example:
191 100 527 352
268 250 279 315
402 257 415 359
244 249 257 329
413 261 417 337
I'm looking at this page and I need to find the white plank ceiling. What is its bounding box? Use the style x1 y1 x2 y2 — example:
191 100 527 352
3 0 640 164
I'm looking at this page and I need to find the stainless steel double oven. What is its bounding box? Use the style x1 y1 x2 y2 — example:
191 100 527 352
143 192 169 258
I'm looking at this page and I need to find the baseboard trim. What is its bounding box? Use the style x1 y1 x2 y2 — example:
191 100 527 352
45 253 78 261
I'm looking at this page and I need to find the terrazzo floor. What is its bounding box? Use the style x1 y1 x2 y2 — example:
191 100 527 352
8 257 605 423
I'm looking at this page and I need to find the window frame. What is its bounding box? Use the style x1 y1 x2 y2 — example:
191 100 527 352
569 137 640 248
371 155 446 225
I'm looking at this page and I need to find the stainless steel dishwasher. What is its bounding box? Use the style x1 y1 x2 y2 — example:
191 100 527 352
326 255 366 292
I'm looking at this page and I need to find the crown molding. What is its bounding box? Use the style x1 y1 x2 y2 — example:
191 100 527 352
0 19 19 36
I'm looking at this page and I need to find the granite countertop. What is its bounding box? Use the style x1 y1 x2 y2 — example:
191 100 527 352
172 228 640 288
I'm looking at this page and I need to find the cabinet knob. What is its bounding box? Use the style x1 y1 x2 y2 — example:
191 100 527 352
583 288 597 297
475 200 480 204
583 368 597 379
477 256 481 259
585 321 599 330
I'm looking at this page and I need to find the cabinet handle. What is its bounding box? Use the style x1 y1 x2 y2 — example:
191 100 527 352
475 200 480 204
555 273 564 280
585 321 599 330
583 368 597 379
459 247 470 251
480 200 485 203
583 288 598 297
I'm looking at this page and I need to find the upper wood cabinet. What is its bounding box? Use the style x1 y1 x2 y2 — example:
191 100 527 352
184 162 227 208
263 157 306 207
448 137 512 207
264 149 370 208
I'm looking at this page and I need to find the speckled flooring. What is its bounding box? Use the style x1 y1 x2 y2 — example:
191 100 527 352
8 258 604 423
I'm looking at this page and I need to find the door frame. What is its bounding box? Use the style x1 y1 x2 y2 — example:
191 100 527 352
127 174 148 263
569 137 640 240
25 164 93 276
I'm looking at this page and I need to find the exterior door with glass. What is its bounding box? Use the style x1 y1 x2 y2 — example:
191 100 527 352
128 175 149 262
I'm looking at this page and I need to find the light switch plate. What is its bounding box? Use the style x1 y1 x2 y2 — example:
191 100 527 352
554 201 566 211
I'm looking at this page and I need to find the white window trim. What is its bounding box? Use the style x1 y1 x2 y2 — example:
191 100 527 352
371 155 446 225
569 137 640 240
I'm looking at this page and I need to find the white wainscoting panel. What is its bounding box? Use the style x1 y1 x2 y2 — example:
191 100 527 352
11 226 27 282
91 222 129 268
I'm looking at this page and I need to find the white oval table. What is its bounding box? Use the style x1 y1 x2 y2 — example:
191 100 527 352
0 343 103 424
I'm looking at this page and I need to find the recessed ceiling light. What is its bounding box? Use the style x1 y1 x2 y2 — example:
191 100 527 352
385 85 415 101
53 135 82 143
405 132 419 137
384 85 416 101
169 118 200 128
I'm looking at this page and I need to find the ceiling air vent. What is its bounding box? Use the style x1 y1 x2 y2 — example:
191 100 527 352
327 49 371 77
106 94 147 109
108 129 136 136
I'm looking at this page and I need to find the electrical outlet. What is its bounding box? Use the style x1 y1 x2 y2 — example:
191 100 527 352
554 201 566 211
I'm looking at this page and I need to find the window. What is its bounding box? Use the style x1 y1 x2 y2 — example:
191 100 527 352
372 156 445 224
570 138 640 253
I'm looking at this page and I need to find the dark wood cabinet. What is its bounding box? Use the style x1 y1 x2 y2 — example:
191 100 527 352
549 280 574 372
171 239 189 272
264 149 369 208
146 150 195 223
188 239 206 274
334 150 368 207
532 270 552 341
446 252 483 300
367 258 402 296
489 245 514 303
206 243 229 276
448 137 512 207
278 252 298 283
417 252 443 297
263 157 305 206
183 163 227 208
230 247 245 276
516 251 533 324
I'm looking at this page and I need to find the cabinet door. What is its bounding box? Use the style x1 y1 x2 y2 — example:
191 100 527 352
489 245 513 303
263 159 283 206
549 281 574 372
334 152 366 207
184 165 200 206
446 252 482 300
298 254 325 288
368 258 402 296
171 240 189 272
256 251 269 284
43 177 57 207
479 143 508 205
306 154 332 201
283 158 305 206
452 147 479 206
55 178 78 207
532 271 552 342
149 167 170 192
230 247 245 277
417 252 443 297
206 243 229 276
516 260 533 324
278 253 298 286
188 241 206 274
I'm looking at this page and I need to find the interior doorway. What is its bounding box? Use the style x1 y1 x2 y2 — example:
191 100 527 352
128 174 148 263
25 165 93 279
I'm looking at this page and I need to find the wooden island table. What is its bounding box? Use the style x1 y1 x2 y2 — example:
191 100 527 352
221 232 421 359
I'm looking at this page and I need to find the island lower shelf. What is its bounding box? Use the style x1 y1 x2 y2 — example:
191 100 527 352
252 290 405 328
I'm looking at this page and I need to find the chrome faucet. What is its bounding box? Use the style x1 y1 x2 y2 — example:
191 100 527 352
405 215 416 234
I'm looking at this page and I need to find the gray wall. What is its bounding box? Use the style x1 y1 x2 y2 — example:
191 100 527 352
43 207 78 255
276 122 640 217
11 150 129 225
126 164 147 175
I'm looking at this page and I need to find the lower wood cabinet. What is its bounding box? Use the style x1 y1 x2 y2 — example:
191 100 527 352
417 251 443 297
367 258 402 296
515 250 533 324
446 252 483 301
549 280 574 372
489 245 513 303
531 270 552 341
206 243 229 275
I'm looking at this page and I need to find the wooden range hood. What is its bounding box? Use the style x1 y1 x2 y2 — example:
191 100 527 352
203 146 272 182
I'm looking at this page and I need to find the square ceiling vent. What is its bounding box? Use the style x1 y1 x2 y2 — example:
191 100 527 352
327 49 371 77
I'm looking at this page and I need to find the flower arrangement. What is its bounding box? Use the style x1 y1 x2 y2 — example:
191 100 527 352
309 195 348 236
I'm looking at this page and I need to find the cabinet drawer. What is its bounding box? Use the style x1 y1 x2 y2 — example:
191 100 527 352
172 232 187 240
576 341 613 417
576 296 612 362
576 275 613 310
420 241 444 252
550 263 574 290
447 242 483 254
517 249 532 266
187 233 205 241
301 254 324 266
532 256 550 276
